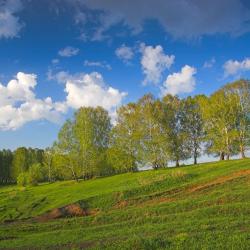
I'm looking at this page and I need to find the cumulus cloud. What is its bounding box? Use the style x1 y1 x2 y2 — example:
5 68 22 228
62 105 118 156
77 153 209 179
0 72 67 130
115 44 134 62
223 58 250 76
161 65 197 96
0 0 24 38
84 60 112 70
64 72 127 113
48 70 127 123
140 43 175 85
65 0 250 40
58 46 79 57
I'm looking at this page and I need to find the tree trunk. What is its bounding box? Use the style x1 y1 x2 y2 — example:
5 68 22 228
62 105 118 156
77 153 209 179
220 152 225 161
194 156 197 165
176 159 179 167
194 148 198 165
72 171 79 182
69 165 78 182
225 127 231 161
48 158 52 183
240 145 246 159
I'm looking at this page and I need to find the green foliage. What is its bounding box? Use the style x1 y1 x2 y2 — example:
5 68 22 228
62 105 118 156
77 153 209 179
17 172 28 187
27 163 43 186
0 79 249 185
160 95 190 166
11 147 44 181
54 107 112 181
111 102 141 169
16 163 43 187
183 95 206 164
107 147 136 173
0 149 13 184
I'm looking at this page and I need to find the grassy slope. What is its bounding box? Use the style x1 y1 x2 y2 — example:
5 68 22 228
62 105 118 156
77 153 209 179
0 159 249 249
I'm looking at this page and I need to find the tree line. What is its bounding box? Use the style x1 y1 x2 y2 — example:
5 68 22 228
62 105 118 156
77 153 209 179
0 79 249 185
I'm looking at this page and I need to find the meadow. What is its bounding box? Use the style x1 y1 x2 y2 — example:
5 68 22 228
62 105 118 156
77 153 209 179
0 159 249 249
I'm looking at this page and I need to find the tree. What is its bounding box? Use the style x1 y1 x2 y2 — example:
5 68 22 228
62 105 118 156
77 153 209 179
74 107 111 179
43 147 55 182
222 80 250 158
0 149 13 184
54 107 112 181
53 120 81 182
183 96 205 164
106 147 136 173
201 90 239 160
17 172 28 187
11 147 29 180
160 95 190 167
111 103 141 171
28 163 43 186
137 94 168 169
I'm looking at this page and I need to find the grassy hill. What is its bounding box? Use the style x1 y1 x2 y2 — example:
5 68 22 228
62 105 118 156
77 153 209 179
0 159 249 249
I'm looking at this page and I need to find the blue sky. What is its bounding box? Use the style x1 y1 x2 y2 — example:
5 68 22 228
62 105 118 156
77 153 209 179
1 0 250 150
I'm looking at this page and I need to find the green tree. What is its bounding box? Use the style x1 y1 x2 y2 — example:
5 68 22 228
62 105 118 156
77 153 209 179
0 149 13 184
17 172 28 187
106 147 136 173
54 107 112 181
201 90 239 160
53 120 80 182
111 103 141 171
160 95 190 167
74 107 111 179
183 96 205 164
222 80 250 158
11 147 29 180
43 147 55 182
27 163 43 186
137 94 168 169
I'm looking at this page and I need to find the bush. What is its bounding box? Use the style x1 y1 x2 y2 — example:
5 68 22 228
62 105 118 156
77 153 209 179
17 172 28 187
28 163 43 186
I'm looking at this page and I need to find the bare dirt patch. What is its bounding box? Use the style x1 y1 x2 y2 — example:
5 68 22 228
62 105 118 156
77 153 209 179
36 203 98 222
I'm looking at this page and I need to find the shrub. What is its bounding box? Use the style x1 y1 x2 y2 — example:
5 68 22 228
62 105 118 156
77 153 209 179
27 163 43 186
17 172 28 187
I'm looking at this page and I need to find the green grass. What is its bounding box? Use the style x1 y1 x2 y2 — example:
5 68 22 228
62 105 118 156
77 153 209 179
0 159 249 249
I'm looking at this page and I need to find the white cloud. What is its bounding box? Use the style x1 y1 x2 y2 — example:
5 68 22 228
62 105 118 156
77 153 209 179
115 44 134 62
64 72 127 113
203 58 216 68
0 72 67 130
140 43 175 85
223 58 250 76
58 46 79 57
84 60 112 70
161 65 197 96
48 70 127 123
0 0 23 38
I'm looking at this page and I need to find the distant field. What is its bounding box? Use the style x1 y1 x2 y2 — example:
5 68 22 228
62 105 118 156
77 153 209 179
0 159 249 249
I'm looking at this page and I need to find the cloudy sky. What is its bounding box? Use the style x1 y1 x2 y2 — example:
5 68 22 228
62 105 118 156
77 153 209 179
1 0 250 150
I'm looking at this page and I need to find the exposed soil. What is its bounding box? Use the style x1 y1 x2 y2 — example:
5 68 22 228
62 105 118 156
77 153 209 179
36 203 98 222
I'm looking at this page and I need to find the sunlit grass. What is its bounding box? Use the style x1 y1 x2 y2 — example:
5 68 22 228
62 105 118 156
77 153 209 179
0 158 249 249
